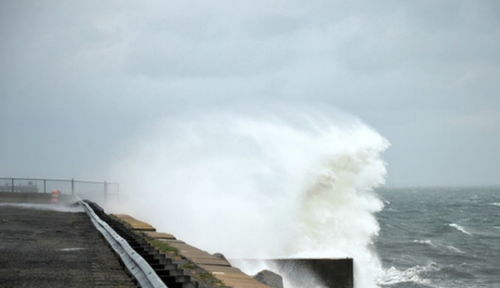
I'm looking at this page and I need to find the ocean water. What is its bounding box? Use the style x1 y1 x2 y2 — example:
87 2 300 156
113 110 499 287
376 187 500 288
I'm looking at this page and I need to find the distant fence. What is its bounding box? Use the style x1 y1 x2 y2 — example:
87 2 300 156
0 177 119 204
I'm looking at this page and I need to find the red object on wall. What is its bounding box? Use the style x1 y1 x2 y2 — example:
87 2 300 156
51 189 61 204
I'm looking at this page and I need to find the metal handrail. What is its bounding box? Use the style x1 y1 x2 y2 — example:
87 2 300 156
0 177 118 185
0 177 119 206
0 177 118 193
80 200 168 288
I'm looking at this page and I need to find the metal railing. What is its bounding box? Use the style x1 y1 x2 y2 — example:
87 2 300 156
81 200 167 288
0 177 119 204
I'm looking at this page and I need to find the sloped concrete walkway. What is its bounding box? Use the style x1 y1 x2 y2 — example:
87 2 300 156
0 205 135 288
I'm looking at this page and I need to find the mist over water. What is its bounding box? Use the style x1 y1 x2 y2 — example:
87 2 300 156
112 109 389 287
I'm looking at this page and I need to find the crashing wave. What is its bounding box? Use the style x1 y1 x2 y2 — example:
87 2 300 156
113 109 389 288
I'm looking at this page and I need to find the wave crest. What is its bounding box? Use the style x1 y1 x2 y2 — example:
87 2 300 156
449 223 471 235
413 239 464 254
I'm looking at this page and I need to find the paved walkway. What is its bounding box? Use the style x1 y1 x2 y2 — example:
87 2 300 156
0 205 135 288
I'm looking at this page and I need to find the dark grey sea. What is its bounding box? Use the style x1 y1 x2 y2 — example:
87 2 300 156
376 187 500 288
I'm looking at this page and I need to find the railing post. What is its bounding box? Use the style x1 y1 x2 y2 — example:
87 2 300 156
71 178 75 195
11 178 14 193
104 181 108 203
43 179 47 193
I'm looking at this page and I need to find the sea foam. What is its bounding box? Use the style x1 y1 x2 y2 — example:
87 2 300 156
413 239 463 254
449 223 471 235
379 263 439 286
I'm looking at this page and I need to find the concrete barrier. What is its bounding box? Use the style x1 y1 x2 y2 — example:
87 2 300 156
272 258 353 288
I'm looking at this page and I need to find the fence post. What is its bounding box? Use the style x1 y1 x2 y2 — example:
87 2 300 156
11 178 14 193
43 179 47 193
71 178 75 195
104 181 108 203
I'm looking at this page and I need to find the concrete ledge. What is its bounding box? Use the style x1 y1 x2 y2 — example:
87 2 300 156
143 231 176 240
112 214 156 231
201 265 270 288
272 258 353 288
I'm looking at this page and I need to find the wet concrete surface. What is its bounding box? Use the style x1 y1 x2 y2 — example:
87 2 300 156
0 205 135 288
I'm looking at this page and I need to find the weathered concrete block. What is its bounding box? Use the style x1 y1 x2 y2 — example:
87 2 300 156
254 269 284 288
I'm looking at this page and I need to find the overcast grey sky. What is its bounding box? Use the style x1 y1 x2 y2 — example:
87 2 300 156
1 0 499 186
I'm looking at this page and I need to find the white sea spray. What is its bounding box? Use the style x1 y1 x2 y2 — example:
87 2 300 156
112 109 389 287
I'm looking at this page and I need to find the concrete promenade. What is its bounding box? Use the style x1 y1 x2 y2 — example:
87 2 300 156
0 190 353 288
0 204 135 288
